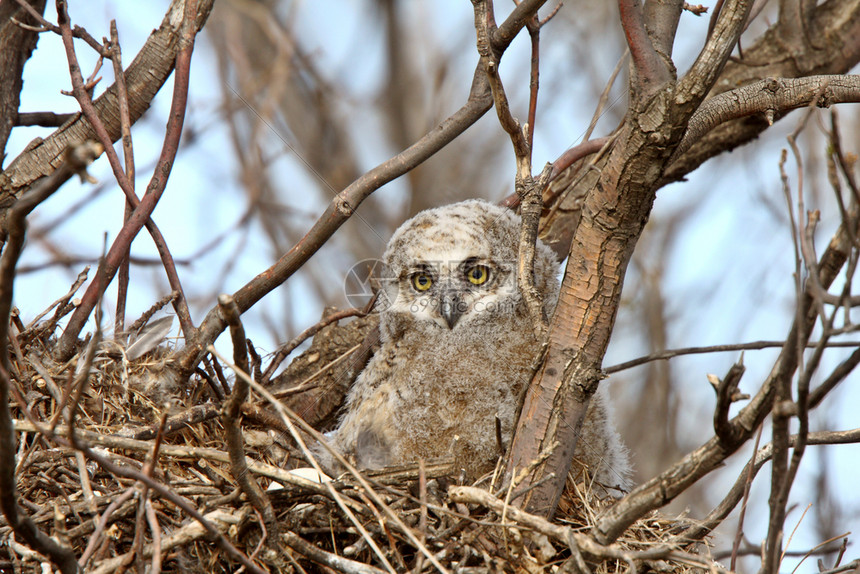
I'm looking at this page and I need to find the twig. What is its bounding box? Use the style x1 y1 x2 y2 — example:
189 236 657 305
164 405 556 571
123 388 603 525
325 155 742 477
809 345 860 408
78 487 136 568
11 419 348 500
731 424 762 570
130 412 169 573
217 294 279 540
110 19 135 338
594 193 860 544
712 358 747 445
671 428 860 545
12 0 109 56
522 2 562 151
212 348 454 574
55 0 200 360
449 485 729 571
2 0 216 208
272 343 361 397
64 332 99 432
414 459 428 574
21 266 89 334
210 348 400 574
87 510 244 574
473 0 550 336
144 499 162 574
126 403 219 440
604 339 860 374
764 105 822 573
79 441 264 574
830 110 860 206
125 291 179 336
14 111 76 127
818 559 860 574
492 0 549 48
282 531 387 574
525 14 539 152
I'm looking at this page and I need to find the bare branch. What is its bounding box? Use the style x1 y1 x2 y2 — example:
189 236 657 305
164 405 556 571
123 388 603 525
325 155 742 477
605 339 860 374
492 0 549 49
673 75 860 162
643 0 684 60
664 0 860 184
675 0 752 112
218 294 279 541
1 0 47 156
55 0 200 360
14 111 75 127
449 485 731 571
672 428 860 544
619 0 669 96
282 531 387 574
110 19 135 338
262 304 372 384
712 359 747 445
593 195 860 544
472 0 550 335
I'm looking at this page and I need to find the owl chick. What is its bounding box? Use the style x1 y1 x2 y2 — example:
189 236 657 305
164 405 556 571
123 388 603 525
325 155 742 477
318 200 630 490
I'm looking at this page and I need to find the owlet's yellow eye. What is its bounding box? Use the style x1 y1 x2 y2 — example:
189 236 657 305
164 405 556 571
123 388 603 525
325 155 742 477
411 272 433 292
465 264 490 285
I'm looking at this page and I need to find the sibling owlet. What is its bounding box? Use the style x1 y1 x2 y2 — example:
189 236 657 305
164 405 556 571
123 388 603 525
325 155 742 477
320 199 630 490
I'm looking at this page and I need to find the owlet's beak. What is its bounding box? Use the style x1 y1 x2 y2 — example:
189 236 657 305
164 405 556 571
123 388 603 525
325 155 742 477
439 290 462 329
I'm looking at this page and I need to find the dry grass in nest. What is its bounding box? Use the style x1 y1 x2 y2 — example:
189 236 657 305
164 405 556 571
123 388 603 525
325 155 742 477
1 302 721 574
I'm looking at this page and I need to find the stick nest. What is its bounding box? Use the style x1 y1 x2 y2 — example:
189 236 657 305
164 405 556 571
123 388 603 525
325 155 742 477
1 304 718 574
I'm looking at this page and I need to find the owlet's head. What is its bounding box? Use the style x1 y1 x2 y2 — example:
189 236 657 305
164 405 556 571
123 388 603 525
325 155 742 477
376 200 559 337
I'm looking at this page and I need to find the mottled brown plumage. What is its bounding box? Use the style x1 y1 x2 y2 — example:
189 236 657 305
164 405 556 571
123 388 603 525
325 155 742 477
319 200 630 490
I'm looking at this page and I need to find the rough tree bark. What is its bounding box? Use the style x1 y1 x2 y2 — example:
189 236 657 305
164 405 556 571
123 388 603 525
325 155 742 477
506 0 753 518
0 0 47 163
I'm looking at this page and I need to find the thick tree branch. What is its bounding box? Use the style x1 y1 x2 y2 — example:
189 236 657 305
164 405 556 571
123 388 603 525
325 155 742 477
643 0 684 60
674 0 751 112
619 0 670 96
510 0 852 521
506 0 696 519
673 74 860 161
0 0 47 160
